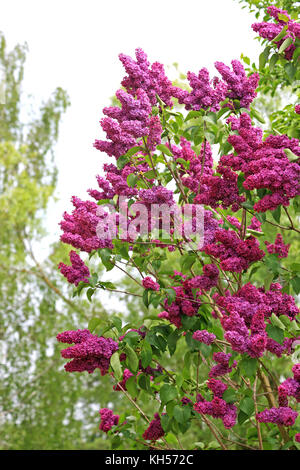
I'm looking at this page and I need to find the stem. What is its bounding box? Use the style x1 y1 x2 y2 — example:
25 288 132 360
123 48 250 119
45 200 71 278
257 369 290 445
201 415 228 450
253 375 264 450
117 383 172 450
196 352 200 395
102 287 143 298
115 264 143 287
142 137 158 179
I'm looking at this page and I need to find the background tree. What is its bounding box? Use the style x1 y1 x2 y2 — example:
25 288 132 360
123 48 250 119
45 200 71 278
0 32 132 450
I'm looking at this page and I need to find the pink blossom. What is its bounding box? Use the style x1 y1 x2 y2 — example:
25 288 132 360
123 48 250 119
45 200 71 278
99 408 119 432
58 251 90 286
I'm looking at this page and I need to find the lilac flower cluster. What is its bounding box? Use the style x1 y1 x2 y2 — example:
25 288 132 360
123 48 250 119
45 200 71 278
265 233 290 258
213 283 299 357
171 138 213 195
138 186 174 208
194 161 246 212
278 363 300 406
158 277 202 328
192 329 216 345
94 88 162 159
58 251 90 286
222 309 267 358
226 216 241 230
60 196 113 253
88 164 141 200
222 113 300 212
295 105 300 115
204 228 265 272
203 210 223 247
252 6 300 61
181 397 193 405
119 48 174 107
173 59 258 112
142 276 160 291
256 407 298 426
247 216 262 232
99 408 119 432
207 378 228 398
214 60 259 109
194 377 237 428
57 329 118 375
189 264 219 291
113 368 133 391
172 68 227 112
209 352 237 378
142 413 165 441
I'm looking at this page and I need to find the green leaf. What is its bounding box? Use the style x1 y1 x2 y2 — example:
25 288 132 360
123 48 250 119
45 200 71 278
247 229 264 237
250 107 265 124
293 47 300 62
138 374 151 392
167 330 179 355
176 374 183 388
127 173 138 187
125 376 138 399
270 205 281 224
141 340 152 368
173 405 186 424
98 248 114 271
269 53 279 72
237 173 245 194
86 287 95 302
266 324 284 344
111 316 123 333
238 410 249 425
111 435 121 449
142 289 150 309
185 110 203 121
240 397 254 417
125 344 139 373
125 145 144 158
157 144 173 156
180 253 196 273
285 63 296 81
272 25 288 43
265 254 281 275
241 201 254 210
165 288 176 306
270 313 285 330
143 170 156 179
279 37 293 54
161 414 171 432
259 48 270 70
264 271 274 291
116 155 130 170
291 276 300 295
277 13 289 23
222 388 237 404
284 148 299 162
160 384 177 404
110 352 123 381
176 157 190 169
88 317 101 333
240 358 258 377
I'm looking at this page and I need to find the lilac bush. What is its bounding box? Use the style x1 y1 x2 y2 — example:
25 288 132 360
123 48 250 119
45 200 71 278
55 3 300 450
